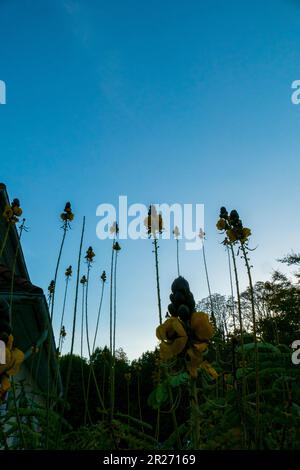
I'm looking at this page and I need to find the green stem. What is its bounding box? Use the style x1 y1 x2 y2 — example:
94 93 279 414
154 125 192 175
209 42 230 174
176 238 180 277
137 372 144 433
153 237 162 325
58 277 70 352
50 221 68 324
240 243 260 448
226 245 236 331
229 243 247 448
55 217 85 449
109 242 115 423
111 248 119 422
81 282 91 426
190 378 200 449
202 240 216 327
85 279 105 423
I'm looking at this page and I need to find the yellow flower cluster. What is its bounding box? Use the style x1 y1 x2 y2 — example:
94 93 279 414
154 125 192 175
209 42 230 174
216 207 251 245
156 312 216 379
60 202 74 222
2 198 23 224
0 335 24 402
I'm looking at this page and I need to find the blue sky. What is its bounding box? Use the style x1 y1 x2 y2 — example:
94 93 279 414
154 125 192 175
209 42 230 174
0 0 300 360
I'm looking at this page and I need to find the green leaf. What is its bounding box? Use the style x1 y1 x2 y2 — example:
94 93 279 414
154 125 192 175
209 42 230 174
168 371 189 388
147 382 169 409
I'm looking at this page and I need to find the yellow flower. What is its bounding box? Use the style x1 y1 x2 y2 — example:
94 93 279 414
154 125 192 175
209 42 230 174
186 343 207 378
216 218 226 231
240 227 251 244
156 317 188 361
3 205 15 223
226 228 238 243
13 206 22 217
201 360 218 379
190 312 214 342
0 335 24 400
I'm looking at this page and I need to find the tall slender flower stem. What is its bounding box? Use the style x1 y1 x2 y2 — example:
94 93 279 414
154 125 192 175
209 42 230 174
50 221 68 324
80 281 90 425
202 239 216 327
84 259 105 424
109 242 115 423
176 238 180 277
240 244 260 448
229 243 247 447
110 243 120 422
190 378 200 449
137 370 144 433
85 278 106 423
55 217 85 448
58 276 70 352
229 244 245 357
153 237 162 325
92 279 105 353
226 245 236 331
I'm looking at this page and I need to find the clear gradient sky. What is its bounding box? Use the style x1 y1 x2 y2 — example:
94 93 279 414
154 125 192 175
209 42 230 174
0 0 300 360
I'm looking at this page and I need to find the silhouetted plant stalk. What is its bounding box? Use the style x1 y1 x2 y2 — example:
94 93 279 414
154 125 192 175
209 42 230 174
199 229 216 327
84 247 106 425
125 373 131 425
110 238 121 422
240 241 260 447
50 202 74 324
58 266 72 352
216 208 248 446
190 377 200 449
173 226 180 276
55 216 85 449
46 203 74 448
144 205 164 325
136 366 144 433
109 222 119 423
221 206 260 447
85 271 106 422
79 275 90 425
226 245 236 331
